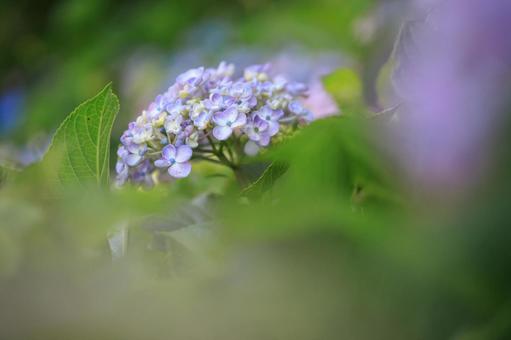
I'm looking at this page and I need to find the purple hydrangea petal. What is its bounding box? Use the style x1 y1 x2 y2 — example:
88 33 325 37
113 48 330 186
177 67 205 86
126 154 142 166
117 146 128 158
272 109 284 120
213 125 233 140
247 131 260 141
116 160 127 174
213 107 238 126
223 96 236 107
126 143 146 155
204 93 221 111
258 133 271 146
193 111 211 130
244 64 271 80
257 106 273 121
247 96 257 108
267 121 280 136
154 159 170 168
175 145 193 162
288 101 305 115
161 144 177 160
168 162 192 178
286 82 308 96
231 113 246 128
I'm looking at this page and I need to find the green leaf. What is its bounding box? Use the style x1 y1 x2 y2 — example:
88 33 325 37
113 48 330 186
44 83 119 187
241 162 289 199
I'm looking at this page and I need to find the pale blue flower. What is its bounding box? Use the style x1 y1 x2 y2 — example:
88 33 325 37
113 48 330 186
244 115 271 146
155 144 193 178
286 82 308 96
212 107 246 140
255 106 283 136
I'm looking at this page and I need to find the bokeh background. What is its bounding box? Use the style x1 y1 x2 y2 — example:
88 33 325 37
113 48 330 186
2 0 511 339
0 0 387 144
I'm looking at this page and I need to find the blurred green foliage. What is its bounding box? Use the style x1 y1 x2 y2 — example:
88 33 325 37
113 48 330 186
2 86 511 338
2 1 511 339
1 0 376 143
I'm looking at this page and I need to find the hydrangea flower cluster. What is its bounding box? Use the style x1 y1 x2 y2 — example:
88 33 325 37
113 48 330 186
116 62 313 186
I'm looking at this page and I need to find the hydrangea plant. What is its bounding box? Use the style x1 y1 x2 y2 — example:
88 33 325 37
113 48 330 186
115 62 313 186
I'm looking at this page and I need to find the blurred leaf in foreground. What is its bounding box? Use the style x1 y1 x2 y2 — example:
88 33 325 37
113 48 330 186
41 83 119 187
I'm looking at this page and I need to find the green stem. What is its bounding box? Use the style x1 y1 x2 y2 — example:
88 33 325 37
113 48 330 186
207 136 235 168
192 155 223 165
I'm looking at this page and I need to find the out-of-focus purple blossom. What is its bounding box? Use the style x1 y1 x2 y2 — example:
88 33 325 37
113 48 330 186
391 0 511 192
285 82 308 97
269 50 343 118
303 80 339 118
288 101 314 123
213 61 235 80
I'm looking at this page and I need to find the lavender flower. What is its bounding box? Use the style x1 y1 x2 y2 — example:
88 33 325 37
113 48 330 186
115 62 314 186
255 106 283 137
155 144 193 178
390 0 511 192
244 116 271 146
212 107 246 140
